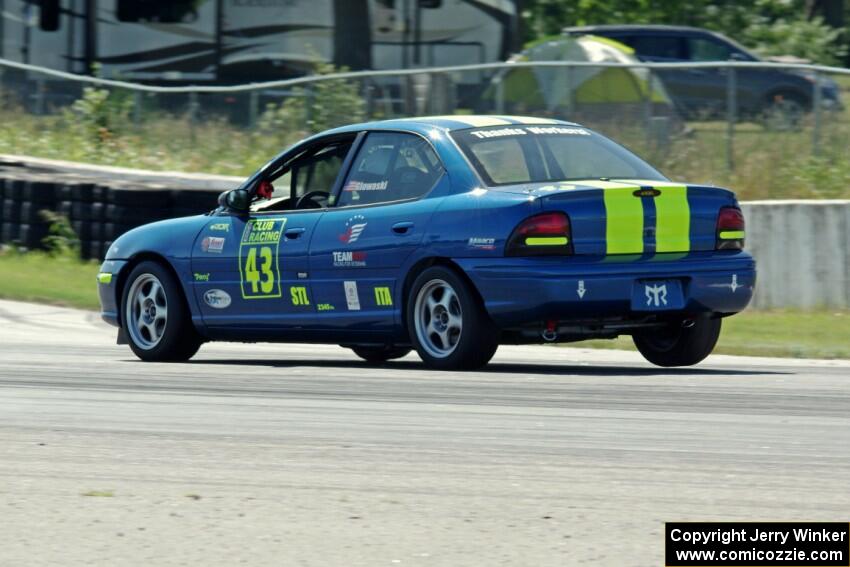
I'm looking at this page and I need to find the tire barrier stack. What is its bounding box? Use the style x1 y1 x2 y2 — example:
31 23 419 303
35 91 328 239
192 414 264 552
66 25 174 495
0 169 223 260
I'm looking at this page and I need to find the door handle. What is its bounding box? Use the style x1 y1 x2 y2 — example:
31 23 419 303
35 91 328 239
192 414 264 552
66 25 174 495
392 221 414 234
285 227 306 239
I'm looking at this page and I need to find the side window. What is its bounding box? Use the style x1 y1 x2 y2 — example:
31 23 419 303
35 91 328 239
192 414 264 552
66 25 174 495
336 132 443 207
251 139 353 212
466 138 531 185
293 143 350 200
629 35 686 61
687 37 732 61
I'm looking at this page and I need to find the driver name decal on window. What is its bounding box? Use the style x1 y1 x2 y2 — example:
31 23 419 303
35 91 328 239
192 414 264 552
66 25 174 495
343 180 388 192
468 126 590 139
526 126 590 136
469 127 527 139
239 218 287 300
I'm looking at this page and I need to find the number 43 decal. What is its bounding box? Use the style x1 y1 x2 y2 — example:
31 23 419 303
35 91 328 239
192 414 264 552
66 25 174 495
239 218 286 299
244 247 275 295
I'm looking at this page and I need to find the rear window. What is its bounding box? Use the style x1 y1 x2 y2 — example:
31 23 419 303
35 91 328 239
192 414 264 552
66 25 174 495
451 125 666 186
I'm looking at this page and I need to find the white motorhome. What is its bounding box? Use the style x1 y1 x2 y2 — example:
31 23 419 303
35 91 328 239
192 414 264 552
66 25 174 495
0 0 517 82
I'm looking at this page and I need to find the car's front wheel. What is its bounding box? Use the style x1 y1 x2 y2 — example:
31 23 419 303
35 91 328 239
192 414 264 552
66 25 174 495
406 266 499 370
632 316 721 367
122 261 203 362
349 345 411 362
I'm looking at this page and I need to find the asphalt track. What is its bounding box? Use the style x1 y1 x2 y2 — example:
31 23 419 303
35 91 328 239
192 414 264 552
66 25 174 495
0 299 848 566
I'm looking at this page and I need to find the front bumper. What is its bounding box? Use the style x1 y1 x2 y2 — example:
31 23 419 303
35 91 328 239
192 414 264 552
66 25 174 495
456 251 756 327
97 259 129 327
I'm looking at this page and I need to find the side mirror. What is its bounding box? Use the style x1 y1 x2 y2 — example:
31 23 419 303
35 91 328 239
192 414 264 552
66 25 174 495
218 189 250 212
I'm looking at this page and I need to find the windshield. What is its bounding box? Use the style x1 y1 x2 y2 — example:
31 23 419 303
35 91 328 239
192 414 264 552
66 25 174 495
451 125 666 186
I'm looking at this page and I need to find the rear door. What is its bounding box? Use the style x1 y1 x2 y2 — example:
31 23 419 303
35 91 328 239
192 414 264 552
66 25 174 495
308 131 447 332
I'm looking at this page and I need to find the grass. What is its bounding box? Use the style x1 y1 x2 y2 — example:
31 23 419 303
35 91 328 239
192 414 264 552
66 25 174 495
578 310 850 359
0 250 100 310
1 250 848 359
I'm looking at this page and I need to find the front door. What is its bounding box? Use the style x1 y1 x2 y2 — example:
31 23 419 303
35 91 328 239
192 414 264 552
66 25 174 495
309 131 447 333
191 210 321 332
191 135 359 333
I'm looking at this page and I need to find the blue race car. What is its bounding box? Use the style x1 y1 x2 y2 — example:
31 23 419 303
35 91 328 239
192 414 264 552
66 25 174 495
97 115 755 369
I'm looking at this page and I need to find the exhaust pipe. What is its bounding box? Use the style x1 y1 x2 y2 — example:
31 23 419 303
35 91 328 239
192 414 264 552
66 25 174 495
681 318 696 329
542 320 558 342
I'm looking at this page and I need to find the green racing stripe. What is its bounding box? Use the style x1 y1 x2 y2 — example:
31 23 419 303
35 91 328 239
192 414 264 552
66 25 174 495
601 186 644 255
653 185 691 253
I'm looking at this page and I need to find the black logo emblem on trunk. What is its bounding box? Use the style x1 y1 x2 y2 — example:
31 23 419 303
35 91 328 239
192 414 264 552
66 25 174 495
633 188 661 197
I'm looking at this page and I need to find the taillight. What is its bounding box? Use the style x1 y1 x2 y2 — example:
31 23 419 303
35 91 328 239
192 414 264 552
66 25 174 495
506 212 573 256
716 206 745 250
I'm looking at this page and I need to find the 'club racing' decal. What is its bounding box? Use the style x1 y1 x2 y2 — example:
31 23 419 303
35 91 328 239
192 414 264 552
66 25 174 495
238 218 286 299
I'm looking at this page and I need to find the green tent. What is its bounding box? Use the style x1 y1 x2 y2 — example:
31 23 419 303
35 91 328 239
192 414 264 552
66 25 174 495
490 35 675 116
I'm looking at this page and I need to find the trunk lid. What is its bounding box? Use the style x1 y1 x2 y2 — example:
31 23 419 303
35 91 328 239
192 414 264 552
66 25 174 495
493 179 738 256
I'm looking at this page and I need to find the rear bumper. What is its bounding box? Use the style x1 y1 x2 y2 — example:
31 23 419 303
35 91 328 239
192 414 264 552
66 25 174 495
456 251 756 327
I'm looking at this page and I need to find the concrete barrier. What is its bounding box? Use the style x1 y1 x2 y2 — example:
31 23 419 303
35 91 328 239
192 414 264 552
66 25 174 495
743 200 850 309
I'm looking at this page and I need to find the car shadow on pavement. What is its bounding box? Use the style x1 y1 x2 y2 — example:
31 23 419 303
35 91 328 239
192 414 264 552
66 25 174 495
185 358 787 377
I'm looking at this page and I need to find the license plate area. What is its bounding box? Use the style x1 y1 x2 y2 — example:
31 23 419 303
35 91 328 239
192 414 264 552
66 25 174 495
632 279 685 311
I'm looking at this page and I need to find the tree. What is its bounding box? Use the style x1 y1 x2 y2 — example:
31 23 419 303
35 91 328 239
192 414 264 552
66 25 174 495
517 0 848 66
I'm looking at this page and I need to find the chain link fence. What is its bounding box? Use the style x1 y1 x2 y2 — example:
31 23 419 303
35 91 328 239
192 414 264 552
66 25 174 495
0 58 849 200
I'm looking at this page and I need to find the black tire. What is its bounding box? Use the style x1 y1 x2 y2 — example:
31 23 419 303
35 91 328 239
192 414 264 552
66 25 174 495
108 186 168 207
5 179 26 200
121 260 203 362
406 265 499 370
350 345 412 362
1 222 19 244
22 180 57 204
633 316 721 367
2 199 21 223
71 202 93 221
105 204 170 225
18 223 49 249
70 183 97 202
171 189 221 211
20 201 47 224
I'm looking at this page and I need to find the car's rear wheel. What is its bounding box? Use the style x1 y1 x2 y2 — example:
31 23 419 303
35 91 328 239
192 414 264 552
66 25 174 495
122 261 202 362
407 266 499 370
349 345 411 362
632 316 721 367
